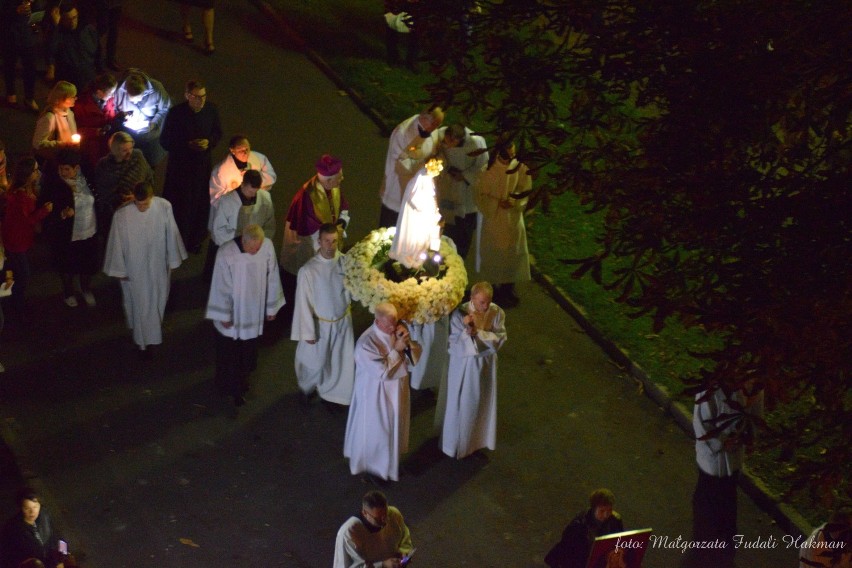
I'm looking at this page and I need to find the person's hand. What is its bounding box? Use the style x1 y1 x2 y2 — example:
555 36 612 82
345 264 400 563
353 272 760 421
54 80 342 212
499 198 513 209
49 6 60 24
189 138 209 151
462 314 477 336
16 1 32 16
0 281 13 297
266 314 276 321
393 323 410 352
306 339 317 344
222 321 233 329
43 201 54 213
60 206 74 219
381 558 401 568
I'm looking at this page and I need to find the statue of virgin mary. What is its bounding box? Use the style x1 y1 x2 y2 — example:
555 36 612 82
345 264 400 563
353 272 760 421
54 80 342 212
389 158 444 269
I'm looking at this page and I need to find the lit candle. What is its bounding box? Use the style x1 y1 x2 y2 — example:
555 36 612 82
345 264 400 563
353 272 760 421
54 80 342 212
71 134 81 144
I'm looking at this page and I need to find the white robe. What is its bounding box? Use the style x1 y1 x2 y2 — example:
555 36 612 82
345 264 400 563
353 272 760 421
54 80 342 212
205 238 285 339
343 323 419 481
432 126 489 220
211 189 276 246
380 114 438 213
332 507 413 568
388 167 442 268
408 316 449 390
208 150 277 230
475 158 532 283
103 198 187 348
435 302 507 458
291 251 355 405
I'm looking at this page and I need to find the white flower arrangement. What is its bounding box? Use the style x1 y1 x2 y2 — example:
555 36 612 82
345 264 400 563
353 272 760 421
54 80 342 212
342 227 467 323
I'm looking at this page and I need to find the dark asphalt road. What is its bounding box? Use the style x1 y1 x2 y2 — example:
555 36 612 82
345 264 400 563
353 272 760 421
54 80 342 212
0 1 799 566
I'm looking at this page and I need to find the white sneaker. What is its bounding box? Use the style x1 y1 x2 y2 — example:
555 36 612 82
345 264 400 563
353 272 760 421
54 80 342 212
64 296 78 307
82 291 96 307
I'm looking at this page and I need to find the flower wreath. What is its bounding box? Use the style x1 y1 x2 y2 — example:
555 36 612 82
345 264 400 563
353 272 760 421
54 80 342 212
342 227 467 324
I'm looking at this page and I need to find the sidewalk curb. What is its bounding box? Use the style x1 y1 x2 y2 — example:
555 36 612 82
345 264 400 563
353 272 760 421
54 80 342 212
530 266 813 539
249 0 815 543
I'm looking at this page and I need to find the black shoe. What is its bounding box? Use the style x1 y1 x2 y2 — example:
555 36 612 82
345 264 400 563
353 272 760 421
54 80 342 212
137 347 153 361
300 391 317 407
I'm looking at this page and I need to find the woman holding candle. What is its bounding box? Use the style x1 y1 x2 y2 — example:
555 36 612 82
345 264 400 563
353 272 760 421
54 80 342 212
32 80 80 164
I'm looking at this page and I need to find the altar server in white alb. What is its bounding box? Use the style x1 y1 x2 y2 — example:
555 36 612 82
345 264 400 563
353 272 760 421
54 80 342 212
379 106 444 228
344 303 422 482
206 224 284 407
103 182 187 358
475 142 531 308
435 281 507 458
211 169 276 246
291 223 355 408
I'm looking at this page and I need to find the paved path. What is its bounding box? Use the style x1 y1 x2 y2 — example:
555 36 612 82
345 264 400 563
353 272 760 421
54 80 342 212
0 1 799 566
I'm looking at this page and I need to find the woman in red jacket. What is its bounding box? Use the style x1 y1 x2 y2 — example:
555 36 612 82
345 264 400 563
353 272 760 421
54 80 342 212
1 157 53 325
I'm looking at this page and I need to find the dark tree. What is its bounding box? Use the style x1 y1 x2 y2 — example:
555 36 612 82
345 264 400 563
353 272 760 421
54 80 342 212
409 0 852 505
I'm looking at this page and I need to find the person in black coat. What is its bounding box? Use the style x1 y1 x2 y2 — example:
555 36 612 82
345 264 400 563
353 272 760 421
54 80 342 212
0 487 66 568
545 488 625 568
160 78 222 254
40 149 100 307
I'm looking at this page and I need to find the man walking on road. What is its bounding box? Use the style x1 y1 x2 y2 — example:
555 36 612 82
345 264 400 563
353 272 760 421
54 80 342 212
103 182 187 358
206 224 284 408
344 302 421 482
291 223 355 409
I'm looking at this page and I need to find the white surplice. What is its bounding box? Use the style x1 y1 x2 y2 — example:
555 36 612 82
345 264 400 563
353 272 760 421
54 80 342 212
206 238 284 339
211 189 276 246
435 302 507 458
408 316 449 390
291 250 355 405
344 323 419 481
380 114 438 214
103 198 187 348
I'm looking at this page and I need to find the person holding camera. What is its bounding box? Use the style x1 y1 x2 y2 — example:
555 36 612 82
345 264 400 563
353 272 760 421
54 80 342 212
344 302 422 482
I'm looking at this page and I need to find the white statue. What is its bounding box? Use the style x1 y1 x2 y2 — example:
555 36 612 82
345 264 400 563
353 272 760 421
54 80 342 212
389 158 444 269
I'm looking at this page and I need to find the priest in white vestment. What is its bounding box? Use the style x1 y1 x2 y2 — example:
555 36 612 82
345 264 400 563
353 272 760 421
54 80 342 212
344 303 422 482
206 224 284 407
291 224 355 407
103 183 187 357
435 282 507 458
389 159 443 269
475 143 531 307
333 491 414 568
379 107 444 228
211 170 276 246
